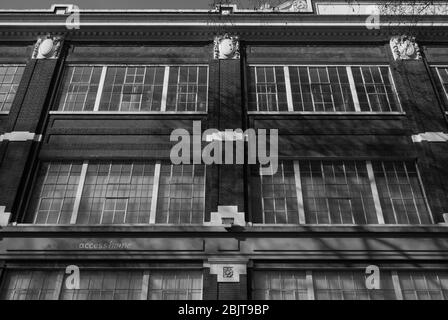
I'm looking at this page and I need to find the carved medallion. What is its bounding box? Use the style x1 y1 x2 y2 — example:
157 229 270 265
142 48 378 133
390 35 421 60
214 34 240 60
32 34 63 59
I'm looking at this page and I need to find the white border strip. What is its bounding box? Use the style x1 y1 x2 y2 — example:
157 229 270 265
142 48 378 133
0 132 42 142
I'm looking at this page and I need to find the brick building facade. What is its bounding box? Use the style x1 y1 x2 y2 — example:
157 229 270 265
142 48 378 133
0 1 448 300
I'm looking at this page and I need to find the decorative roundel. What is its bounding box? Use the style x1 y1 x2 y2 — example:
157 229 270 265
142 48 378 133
218 38 235 58
38 38 55 57
405 42 415 56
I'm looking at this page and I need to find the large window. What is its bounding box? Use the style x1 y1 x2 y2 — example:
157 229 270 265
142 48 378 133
313 271 396 300
253 160 432 225
27 161 206 225
0 65 25 112
259 162 300 224
252 270 448 300
56 65 208 112
248 65 401 113
433 66 448 111
156 164 206 224
398 271 448 300
1 269 203 300
0 270 61 300
252 271 309 300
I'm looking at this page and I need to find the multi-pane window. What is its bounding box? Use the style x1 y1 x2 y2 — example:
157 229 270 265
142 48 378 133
0 65 25 112
433 67 448 111
1 269 203 300
77 163 154 224
248 66 288 111
61 270 144 300
252 270 448 300
248 65 401 113
148 271 203 300
56 66 102 111
166 66 208 112
289 66 354 112
399 271 448 300
260 162 299 224
99 66 165 111
28 163 82 224
313 271 396 300
301 161 378 224
0 270 60 300
373 162 431 224
57 65 208 112
254 160 432 225
156 164 206 224
27 161 206 225
351 66 401 112
252 271 309 300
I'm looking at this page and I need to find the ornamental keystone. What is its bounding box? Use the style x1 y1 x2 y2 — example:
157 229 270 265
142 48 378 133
32 34 63 59
214 33 240 60
390 35 421 60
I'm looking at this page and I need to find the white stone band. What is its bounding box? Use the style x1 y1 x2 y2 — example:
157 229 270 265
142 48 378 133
0 131 42 142
411 132 448 142
0 206 11 227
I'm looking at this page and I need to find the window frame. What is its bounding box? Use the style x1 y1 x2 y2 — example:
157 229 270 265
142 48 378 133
433 65 448 109
254 160 433 226
26 161 207 226
0 268 204 300
251 268 448 300
52 64 210 114
247 64 403 114
0 64 26 114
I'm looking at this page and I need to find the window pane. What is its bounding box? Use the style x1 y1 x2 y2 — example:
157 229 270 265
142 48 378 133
249 65 400 113
0 65 25 112
253 271 308 300
373 161 432 224
78 162 155 224
57 65 208 112
313 271 396 300
248 66 286 112
99 66 165 111
166 66 208 112
156 164 206 224
259 162 299 224
398 271 448 300
0 270 60 300
57 66 102 111
27 162 82 224
300 160 378 224
289 66 354 112
353 66 401 112
61 270 144 300
148 271 202 300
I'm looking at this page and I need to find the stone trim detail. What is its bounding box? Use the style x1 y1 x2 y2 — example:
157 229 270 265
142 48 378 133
442 213 448 224
275 0 313 12
32 34 63 59
204 206 246 227
204 259 248 283
390 35 421 60
214 33 240 60
0 132 42 142
0 206 11 227
411 132 448 142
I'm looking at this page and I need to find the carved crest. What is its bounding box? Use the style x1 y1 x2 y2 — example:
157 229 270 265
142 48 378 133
276 0 312 12
390 35 421 60
214 33 240 60
32 34 63 60
223 267 234 279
